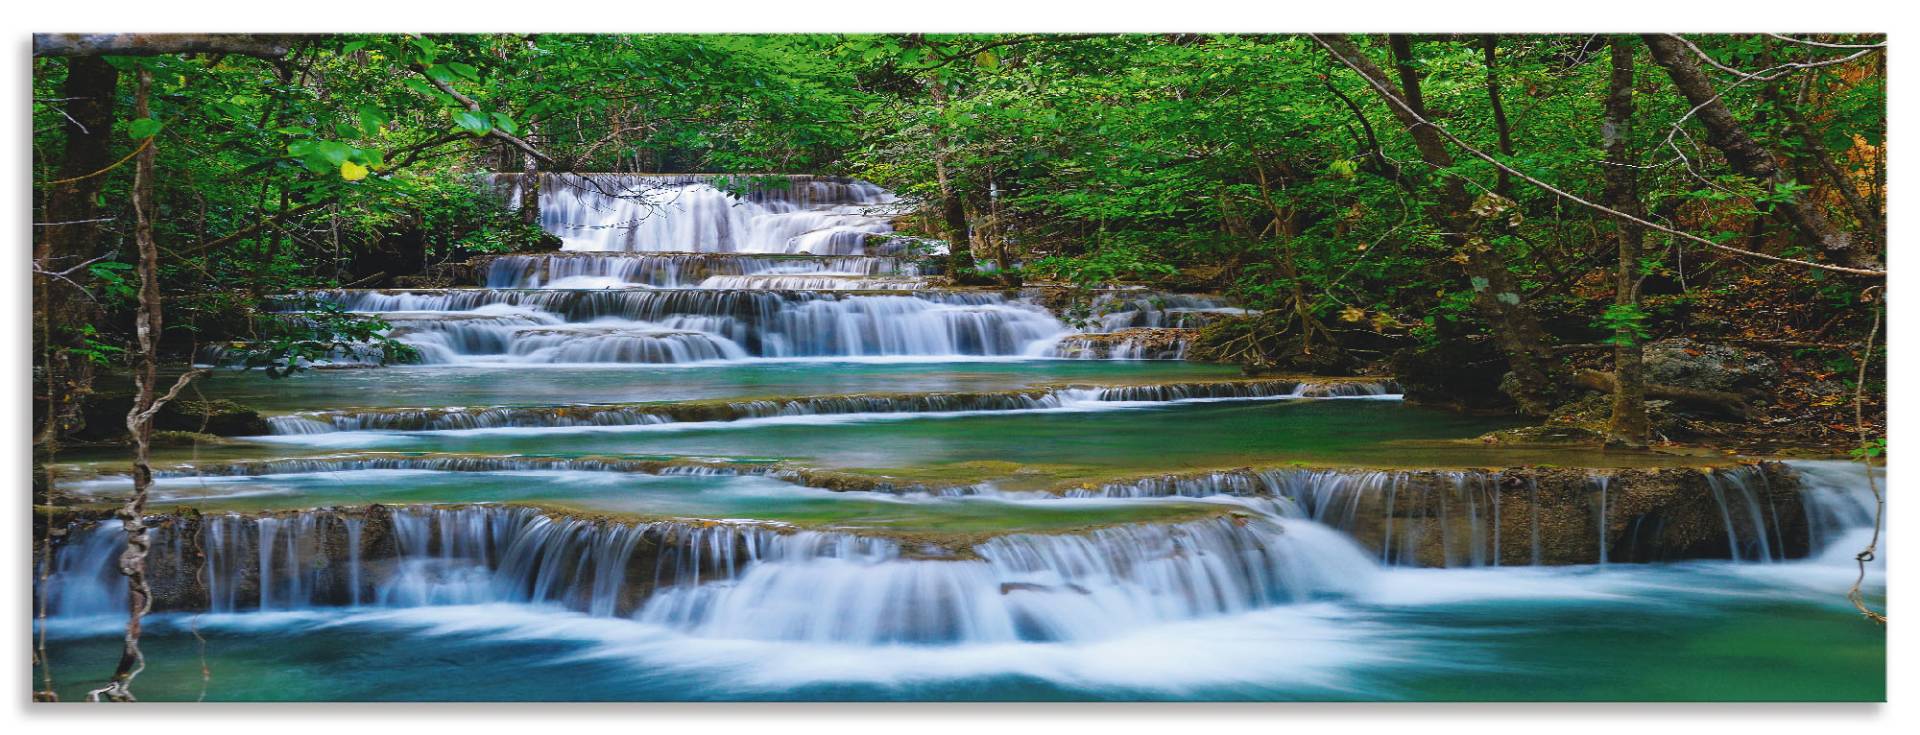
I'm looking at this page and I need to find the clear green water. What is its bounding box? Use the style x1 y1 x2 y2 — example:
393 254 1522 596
66 469 1230 538
230 398 1703 488
186 360 1246 412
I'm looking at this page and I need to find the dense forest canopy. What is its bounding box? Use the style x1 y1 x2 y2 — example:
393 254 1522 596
33 32 1885 452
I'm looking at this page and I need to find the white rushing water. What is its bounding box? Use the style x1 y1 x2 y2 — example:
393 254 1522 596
41 461 1884 631
209 176 1251 367
502 174 909 255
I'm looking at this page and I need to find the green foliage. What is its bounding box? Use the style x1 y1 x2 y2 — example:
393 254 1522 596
224 299 421 378
1850 437 1886 461
1027 243 1177 287
1594 303 1653 346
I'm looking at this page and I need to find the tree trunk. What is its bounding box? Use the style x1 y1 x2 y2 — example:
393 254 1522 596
1574 370 1751 420
1641 34 1875 269
518 141 541 226
1774 78 1882 244
1318 34 1571 416
1602 36 1650 448
34 56 119 456
926 80 974 272
1480 35 1516 197
518 37 542 228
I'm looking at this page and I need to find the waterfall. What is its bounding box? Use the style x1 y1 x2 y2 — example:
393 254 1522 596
291 289 1070 364
1786 459 1886 556
482 253 923 289
37 520 131 617
220 175 1264 368
1063 464 1832 567
1085 292 1249 331
497 173 906 255
634 514 1374 645
40 506 1377 647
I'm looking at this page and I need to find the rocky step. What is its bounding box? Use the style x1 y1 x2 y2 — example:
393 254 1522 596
463 251 927 289
260 378 1401 434
37 503 1275 621
1048 328 1197 360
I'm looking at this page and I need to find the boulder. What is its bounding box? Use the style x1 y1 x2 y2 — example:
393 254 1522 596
1643 338 1777 394
158 398 270 437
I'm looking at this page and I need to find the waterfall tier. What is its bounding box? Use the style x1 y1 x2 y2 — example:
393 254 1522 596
283 288 1072 364
479 252 925 289
40 504 1372 646
495 173 910 255
257 379 1400 434
1065 462 1841 566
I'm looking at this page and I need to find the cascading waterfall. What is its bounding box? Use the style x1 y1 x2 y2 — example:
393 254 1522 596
218 175 1265 368
1060 462 1841 567
483 253 923 289
287 288 1070 364
636 515 1375 645
498 173 907 255
1085 292 1249 331
41 505 1375 646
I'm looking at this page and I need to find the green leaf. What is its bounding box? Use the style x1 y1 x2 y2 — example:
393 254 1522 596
446 62 480 81
358 105 390 135
451 109 492 136
490 112 518 136
126 117 163 139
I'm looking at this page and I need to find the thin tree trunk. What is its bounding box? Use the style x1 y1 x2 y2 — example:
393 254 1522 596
1775 79 1881 243
88 69 206 703
1641 34 1874 269
1602 36 1650 448
1481 35 1517 197
519 142 541 226
1319 34 1571 415
926 79 974 272
518 37 542 227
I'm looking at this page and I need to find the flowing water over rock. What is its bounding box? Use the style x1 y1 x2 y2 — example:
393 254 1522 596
43 172 1885 701
204 176 1270 367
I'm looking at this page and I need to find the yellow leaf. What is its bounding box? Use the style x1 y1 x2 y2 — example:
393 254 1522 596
340 160 369 181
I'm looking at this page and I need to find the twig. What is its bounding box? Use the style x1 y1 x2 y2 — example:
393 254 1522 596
39 138 149 187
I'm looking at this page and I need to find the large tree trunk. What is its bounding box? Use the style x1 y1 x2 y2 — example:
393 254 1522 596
1641 34 1876 269
34 57 119 458
1318 34 1571 416
1602 37 1651 448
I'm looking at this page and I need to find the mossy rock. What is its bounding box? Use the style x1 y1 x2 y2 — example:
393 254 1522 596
150 430 232 448
1477 424 1605 446
158 398 269 437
